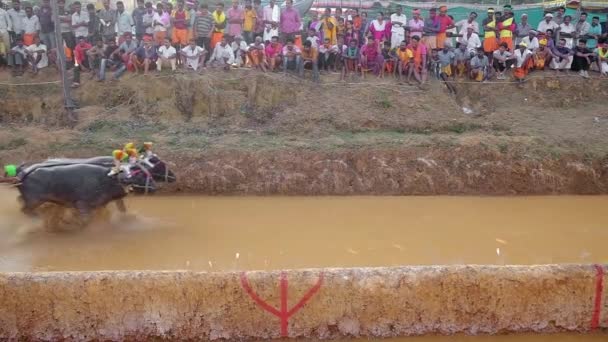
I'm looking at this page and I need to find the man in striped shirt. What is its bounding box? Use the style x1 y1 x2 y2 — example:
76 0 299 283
194 4 214 53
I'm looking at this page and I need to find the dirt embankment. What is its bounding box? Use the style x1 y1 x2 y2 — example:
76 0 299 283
1 70 607 195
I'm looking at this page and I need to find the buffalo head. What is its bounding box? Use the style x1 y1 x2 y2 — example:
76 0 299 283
142 156 177 183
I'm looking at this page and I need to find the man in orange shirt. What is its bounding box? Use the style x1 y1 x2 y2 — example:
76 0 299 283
242 0 256 44
436 5 454 49
299 40 319 82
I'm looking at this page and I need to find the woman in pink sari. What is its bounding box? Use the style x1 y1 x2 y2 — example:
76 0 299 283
368 12 388 42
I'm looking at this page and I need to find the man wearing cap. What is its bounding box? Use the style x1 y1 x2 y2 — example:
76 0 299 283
538 13 559 37
389 5 406 49
422 8 439 50
408 9 424 39
497 5 515 51
461 23 480 54
533 37 552 70
521 30 539 51
515 13 531 46
513 41 532 82
436 5 453 49
455 12 478 44
482 8 498 61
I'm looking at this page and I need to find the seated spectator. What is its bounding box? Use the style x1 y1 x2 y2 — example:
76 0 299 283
209 36 235 69
437 41 455 79
247 36 266 71
395 40 413 83
264 36 282 71
180 38 206 72
379 40 395 78
341 38 358 81
550 38 573 74
521 30 539 51
332 36 348 72
131 38 157 75
25 36 48 74
306 28 320 49
86 38 105 79
299 40 319 82
118 32 139 67
492 42 515 79
513 42 533 83
282 39 301 74
571 38 593 78
360 36 382 76
533 39 552 70
72 37 93 87
407 35 427 84
100 39 127 81
8 39 28 76
470 47 489 82
454 42 470 77
157 38 177 72
232 35 248 67
318 37 337 72
597 38 608 76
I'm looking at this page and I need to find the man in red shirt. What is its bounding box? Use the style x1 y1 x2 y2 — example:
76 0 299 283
72 36 92 87
436 5 454 49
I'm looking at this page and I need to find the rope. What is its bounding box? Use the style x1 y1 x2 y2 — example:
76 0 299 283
0 80 61 86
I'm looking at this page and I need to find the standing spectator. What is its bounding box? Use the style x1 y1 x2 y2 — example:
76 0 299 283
461 24 480 54
8 38 26 75
264 35 281 71
359 12 368 42
242 0 256 44
422 8 439 50
513 41 532 83
515 13 531 46
132 0 146 41
264 0 280 43
550 38 572 73
38 0 54 50
142 2 155 40
25 35 47 73
187 0 197 40
0 1 10 53
575 12 590 44
71 2 89 40
131 37 156 74
253 0 264 40
157 38 177 71
571 38 593 78
116 1 134 43
282 38 300 73
559 15 575 48
172 0 190 48
537 13 559 37
280 0 300 43
553 6 566 25
389 5 406 49
152 3 169 45
455 12 478 41
368 12 388 42
165 3 174 39
521 30 539 51
209 35 234 68
587 16 602 49
0 37 6 68
340 38 358 80
99 0 117 43
72 36 92 87
194 4 213 52
482 8 498 62
57 0 74 50
22 6 39 46
226 0 243 42
469 47 489 81
498 5 515 51
99 39 127 81
180 38 205 71
601 14 608 38
211 3 226 49
87 3 101 43
8 0 26 45
408 9 424 39
436 5 453 49
299 40 318 81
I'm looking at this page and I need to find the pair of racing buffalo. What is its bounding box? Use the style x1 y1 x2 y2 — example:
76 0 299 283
11 155 175 224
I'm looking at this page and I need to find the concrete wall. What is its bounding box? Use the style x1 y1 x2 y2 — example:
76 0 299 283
0 265 606 340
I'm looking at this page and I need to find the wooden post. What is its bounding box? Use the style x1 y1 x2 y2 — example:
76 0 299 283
50 0 77 124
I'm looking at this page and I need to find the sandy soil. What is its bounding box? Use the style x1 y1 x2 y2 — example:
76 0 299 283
1 68 607 194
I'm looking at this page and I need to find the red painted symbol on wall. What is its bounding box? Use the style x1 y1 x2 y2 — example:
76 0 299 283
240 271 324 337
591 264 605 330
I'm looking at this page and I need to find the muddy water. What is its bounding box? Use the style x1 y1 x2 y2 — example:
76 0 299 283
1 190 607 271
1 189 607 341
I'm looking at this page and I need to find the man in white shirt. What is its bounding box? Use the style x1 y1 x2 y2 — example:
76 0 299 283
558 15 575 48
180 38 206 71
0 4 11 54
390 5 406 49
71 1 90 39
460 24 481 54
455 11 479 44
513 41 532 83
209 36 234 69
537 13 559 36
157 38 177 71
231 35 248 67
21 6 39 46
492 42 515 79
7 0 26 42
521 30 539 51
25 36 47 72
116 1 135 39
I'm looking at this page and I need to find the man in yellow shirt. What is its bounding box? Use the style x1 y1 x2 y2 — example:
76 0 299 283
243 0 256 44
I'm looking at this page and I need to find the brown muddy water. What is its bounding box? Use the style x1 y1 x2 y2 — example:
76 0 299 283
0 189 607 341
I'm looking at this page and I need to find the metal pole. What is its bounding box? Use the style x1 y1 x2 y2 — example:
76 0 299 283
50 0 77 124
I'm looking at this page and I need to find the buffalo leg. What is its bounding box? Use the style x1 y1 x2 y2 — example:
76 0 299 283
20 197 41 218
115 199 127 213
75 201 93 227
